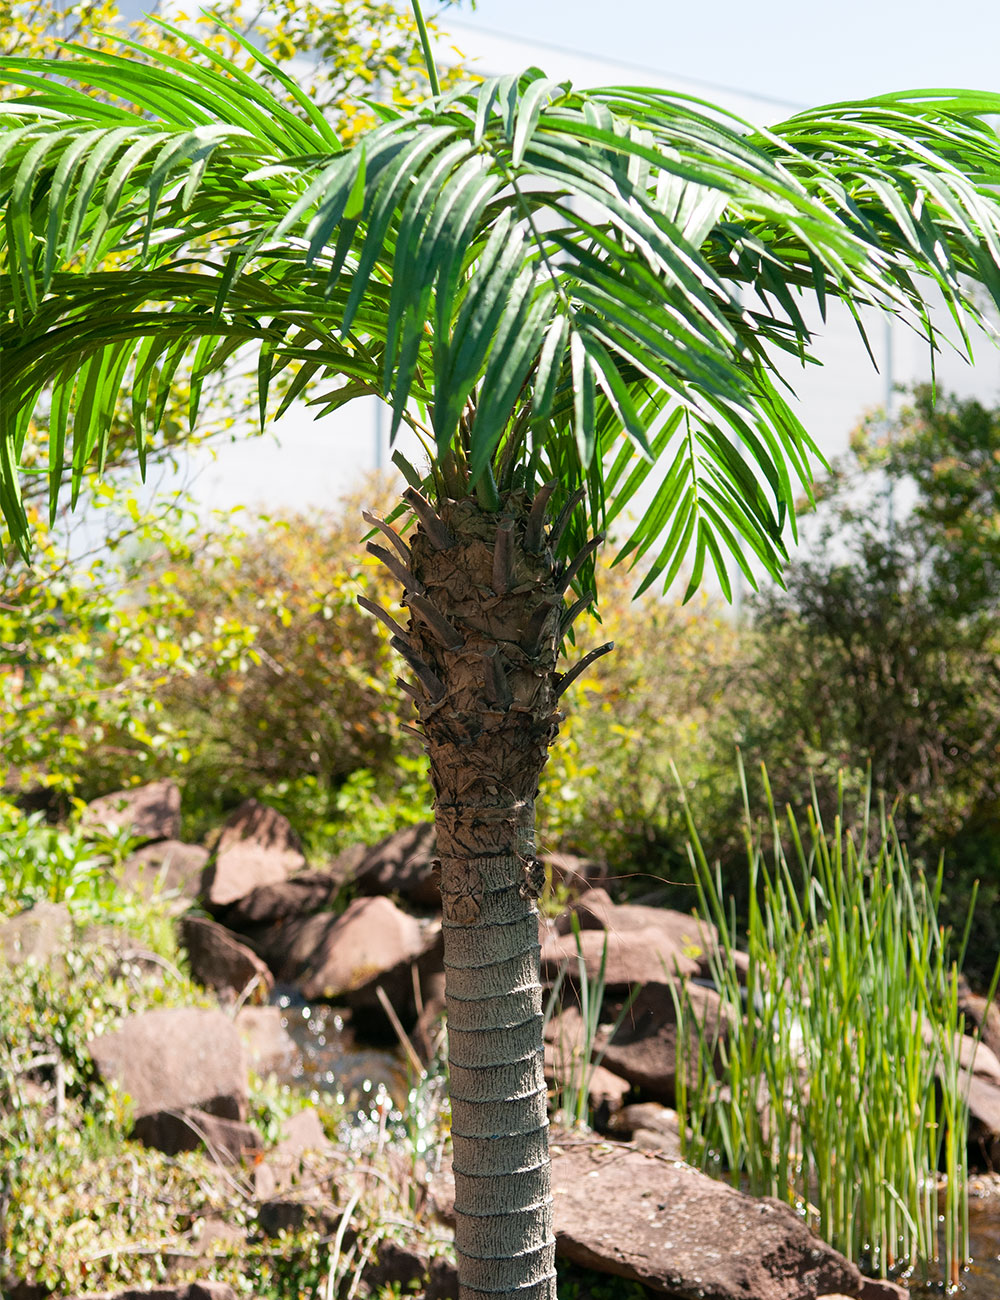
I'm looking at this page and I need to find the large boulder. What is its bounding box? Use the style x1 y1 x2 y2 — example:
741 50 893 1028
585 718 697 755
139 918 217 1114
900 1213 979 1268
550 1131 864 1300
83 779 181 843
219 869 340 931
117 840 209 903
179 915 274 1001
599 980 730 1105
0 901 71 967
541 923 700 992
88 1006 248 1123
258 896 439 1010
350 823 440 907
202 800 306 908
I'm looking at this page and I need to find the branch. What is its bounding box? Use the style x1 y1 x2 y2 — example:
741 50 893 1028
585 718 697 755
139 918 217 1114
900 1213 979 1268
556 641 614 698
390 635 445 701
550 487 587 555
357 594 410 642
403 486 455 550
362 510 411 565
366 541 425 596
557 533 604 595
524 480 559 553
408 592 464 649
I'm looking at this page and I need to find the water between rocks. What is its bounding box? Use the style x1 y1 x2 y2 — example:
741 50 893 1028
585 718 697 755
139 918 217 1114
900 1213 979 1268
275 995 1000 1298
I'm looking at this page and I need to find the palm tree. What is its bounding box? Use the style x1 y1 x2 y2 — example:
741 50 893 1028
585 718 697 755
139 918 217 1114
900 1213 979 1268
5 15 1000 1297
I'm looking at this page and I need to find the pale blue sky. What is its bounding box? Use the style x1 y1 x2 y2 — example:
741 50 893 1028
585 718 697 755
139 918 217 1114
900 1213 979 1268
447 0 1000 109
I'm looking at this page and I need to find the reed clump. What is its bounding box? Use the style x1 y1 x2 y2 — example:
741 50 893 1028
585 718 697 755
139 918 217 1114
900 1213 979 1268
674 762 999 1287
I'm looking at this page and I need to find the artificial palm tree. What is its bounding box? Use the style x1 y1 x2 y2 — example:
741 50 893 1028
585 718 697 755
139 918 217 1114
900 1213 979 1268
5 13 1000 1296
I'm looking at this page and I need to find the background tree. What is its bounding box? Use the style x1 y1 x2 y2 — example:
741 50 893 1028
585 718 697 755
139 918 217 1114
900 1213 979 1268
6 19 1000 1298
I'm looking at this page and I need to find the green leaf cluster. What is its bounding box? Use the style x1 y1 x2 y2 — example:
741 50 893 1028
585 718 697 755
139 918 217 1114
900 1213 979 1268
6 24 1000 600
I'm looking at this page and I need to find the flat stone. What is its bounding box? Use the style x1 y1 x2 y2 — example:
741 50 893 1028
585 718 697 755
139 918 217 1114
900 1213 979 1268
959 979 1000 1062
350 822 440 906
541 924 700 990
83 780 181 843
88 1006 248 1121
179 915 273 1001
965 1070 1000 1168
598 980 730 1105
117 840 208 902
550 1131 863 1300
235 1005 298 1077
220 870 340 929
132 1106 262 1163
203 799 306 909
0 902 71 967
260 895 435 1008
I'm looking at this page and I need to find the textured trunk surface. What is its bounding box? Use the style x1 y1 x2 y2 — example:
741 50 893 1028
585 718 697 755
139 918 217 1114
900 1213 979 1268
383 489 575 1299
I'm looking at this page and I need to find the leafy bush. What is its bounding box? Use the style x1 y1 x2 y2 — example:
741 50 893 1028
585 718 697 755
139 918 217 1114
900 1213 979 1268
157 490 415 822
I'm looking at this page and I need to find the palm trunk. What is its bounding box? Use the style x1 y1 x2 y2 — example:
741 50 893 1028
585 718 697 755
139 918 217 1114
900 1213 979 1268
367 487 593 1298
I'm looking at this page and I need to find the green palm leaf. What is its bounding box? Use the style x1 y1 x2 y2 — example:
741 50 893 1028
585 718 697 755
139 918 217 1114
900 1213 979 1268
4 32 1000 595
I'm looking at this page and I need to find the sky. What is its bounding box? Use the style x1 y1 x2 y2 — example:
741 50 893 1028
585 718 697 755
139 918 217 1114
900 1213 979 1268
446 0 1000 110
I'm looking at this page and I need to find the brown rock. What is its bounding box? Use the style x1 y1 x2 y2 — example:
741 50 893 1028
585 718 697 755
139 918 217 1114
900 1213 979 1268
859 1281 909 1300
203 799 306 909
351 823 440 906
220 870 340 929
545 852 606 895
117 840 209 902
965 1070 1000 1168
261 895 436 1008
132 1106 262 1163
959 979 1000 1062
88 1006 248 1121
253 1106 332 1199
364 1241 430 1292
84 779 181 842
425 1256 459 1300
0 902 71 966
541 924 700 990
598 980 728 1106
550 1132 863 1300
179 915 274 1001
235 1005 298 1077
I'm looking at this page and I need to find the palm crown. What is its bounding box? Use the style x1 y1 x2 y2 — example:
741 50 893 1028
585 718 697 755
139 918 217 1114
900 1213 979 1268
4 22 1000 597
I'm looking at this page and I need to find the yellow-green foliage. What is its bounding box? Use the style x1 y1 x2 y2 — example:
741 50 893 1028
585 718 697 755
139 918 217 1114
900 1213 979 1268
0 0 470 142
539 555 738 877
0 481 418 815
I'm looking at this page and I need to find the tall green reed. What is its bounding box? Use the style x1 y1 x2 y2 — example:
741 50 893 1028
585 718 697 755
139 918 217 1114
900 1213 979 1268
674 760 999 1286
544 915 637 1127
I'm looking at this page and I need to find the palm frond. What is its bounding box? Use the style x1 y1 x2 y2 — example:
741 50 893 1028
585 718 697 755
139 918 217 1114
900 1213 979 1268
4 31 1000 597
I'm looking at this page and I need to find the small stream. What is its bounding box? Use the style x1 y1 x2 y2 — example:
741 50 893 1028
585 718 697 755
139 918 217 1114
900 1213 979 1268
272 993 1000 1298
